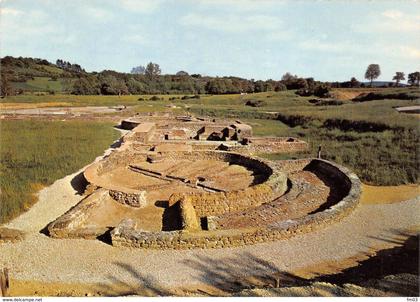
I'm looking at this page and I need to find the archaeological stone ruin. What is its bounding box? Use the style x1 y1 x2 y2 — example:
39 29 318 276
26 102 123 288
47 113 361 249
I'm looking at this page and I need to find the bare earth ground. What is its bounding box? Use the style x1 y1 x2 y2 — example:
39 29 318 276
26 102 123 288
0 106 127 115
0 156 418 297
0 102 72 110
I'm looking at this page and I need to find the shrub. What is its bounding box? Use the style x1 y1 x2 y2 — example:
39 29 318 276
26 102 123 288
138 97 144 101
245 99 266 107
314 85 331 98
295 89 313 97
149 95 161 101
275 83 287 92
353 92 419 102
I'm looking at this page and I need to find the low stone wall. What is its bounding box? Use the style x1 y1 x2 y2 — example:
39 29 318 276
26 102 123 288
111 158 361 249
273 159 311 173
169 183 274 217
248 137 309 154
85 150 281 209
165 151 287 217
48 189 110 239
109 190 148 208
84 150 148 188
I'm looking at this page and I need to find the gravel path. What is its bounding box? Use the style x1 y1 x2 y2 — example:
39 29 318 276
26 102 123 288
1 140 419 292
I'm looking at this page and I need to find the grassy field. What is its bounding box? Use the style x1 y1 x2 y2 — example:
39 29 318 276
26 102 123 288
0 120 120 224
12 77 64 93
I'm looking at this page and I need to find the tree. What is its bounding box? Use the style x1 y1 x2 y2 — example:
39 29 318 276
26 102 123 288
72 77 100 95
145 62 161 79
350 77 360 88
392 72 405 87
408 71 420 86
176 71 189 76
131 65 145 74
281 72 297 81
99 75 128 95
365 64 381 87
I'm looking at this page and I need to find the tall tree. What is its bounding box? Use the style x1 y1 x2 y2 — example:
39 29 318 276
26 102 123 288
131 65 145 74
407 71 420 86
364 64 381 87
392 72 405 87
281 72 297 81
145 62 161 79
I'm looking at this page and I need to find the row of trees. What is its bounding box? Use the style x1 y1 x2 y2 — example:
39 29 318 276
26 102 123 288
364 64 419 87
56 59 84 73
1 56 419 97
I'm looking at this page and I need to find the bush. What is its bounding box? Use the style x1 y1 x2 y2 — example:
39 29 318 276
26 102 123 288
314 84 331 98
275 83 287 91
296 84 331 98
295 89 313 97
149 95 161 101
245 99 266 107
138 97 144 101
353 92 419 102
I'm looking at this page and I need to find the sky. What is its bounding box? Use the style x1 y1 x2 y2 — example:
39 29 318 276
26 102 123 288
1 0 419 82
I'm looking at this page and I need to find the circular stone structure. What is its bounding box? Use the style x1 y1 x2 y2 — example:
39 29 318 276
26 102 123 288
84 150 286 208
47 115 362 249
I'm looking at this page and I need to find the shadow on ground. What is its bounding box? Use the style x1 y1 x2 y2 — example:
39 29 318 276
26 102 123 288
314 230 419 296
95 230 419 297
70 172 88 195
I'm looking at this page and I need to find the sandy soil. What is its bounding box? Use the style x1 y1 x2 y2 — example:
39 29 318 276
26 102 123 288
361 184 419 204
331 88 382 101
0 102 72 110
0 178 418 296
0 106 128 116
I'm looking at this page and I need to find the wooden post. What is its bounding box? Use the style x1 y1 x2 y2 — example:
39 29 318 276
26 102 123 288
0 268 10 297
317 145 322 159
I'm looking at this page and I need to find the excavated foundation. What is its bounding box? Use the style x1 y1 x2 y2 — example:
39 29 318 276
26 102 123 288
47 114 361 249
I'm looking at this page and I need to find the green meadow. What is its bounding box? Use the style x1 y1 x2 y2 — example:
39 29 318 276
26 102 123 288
0 120 119 223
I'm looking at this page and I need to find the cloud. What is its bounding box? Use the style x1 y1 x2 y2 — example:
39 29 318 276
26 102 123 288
119 0 163 13
355 10 420 33
0 9 57 38
0 7 23 16
400 46 420 59
265 31 292 41
190 0 282 11
121 33 147 44
82 7 114 20
381 9 403 19
180 13 282 33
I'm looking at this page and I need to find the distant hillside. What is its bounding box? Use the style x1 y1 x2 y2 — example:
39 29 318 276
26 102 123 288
0 56 416 96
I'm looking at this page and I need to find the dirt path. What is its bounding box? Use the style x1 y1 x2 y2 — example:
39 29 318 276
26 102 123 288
361 184 419 204
1 161 419 296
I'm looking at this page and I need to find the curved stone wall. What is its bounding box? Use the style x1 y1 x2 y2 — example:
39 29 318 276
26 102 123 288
111 158 361 249
84 150 284 208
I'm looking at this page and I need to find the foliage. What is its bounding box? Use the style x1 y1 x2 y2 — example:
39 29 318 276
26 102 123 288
245 99 266 107
0 120 119 223
365 64 381 86
131 65 145 74
407 71 419 86
145 62 161 79
392 72 405 87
